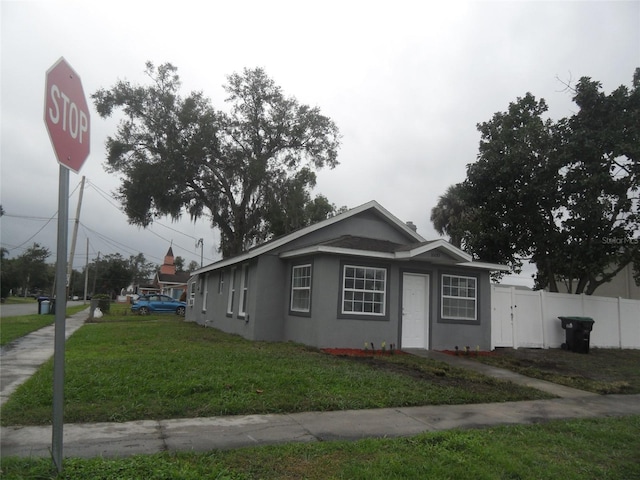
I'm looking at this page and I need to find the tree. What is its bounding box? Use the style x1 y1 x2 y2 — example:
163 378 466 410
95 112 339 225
263 168 338 238
174 256 185 272
128 253 157 286
430 183 472 249
1 247 13 298
555 72 640 294
433 70 639 294
11 243 54 296
90 253 133 298
187 260 199 272
463 93 566 288
93 63 341 258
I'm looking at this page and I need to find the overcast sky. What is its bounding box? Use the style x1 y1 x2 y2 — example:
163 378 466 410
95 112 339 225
1 0 639 286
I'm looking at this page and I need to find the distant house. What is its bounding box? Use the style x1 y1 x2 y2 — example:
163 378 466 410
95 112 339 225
186 201 508 350
554 263 640 300
135 281 158 297
154 247 190 299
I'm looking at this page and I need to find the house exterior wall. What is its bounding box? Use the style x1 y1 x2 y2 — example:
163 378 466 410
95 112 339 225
187 255 493 350
586 264 640 300
427 267 491 351
185 208 494 351
279 256 492 351
283 255 402 349
252 255 287 341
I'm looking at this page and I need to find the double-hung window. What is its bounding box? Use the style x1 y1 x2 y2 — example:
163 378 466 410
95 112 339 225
227 268 236 315
188 281 195 307
291 264 312 313
342 265 386 315
201 274 209 313
218 272 224 294
239 265 249 317
441 274 477 321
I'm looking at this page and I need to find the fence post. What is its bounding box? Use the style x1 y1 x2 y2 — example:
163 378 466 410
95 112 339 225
510 287 518 349
540 290 547 348
618 297 623 349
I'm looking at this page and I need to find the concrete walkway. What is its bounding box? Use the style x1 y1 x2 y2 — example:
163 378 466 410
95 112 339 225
2 311 640 459
0 309 89 406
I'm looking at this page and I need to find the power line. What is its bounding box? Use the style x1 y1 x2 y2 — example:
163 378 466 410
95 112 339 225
2 211 57 252
1 177 84 252
85 178 203 242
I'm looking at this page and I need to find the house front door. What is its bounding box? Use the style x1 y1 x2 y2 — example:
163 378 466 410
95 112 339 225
401 273 430 349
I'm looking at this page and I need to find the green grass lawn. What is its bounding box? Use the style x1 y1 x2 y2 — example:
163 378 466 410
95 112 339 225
2 416 639 479
2 296 39 304
0 304 89 346
0 316 553 426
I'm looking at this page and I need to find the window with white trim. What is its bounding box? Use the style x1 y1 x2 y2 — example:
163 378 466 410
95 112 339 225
227 268 236 315
342 265 386 315
188 281 195 307
239 264 249 316
291 264 312 313
441 274 477 320
202 274 209 312
218 272 224 294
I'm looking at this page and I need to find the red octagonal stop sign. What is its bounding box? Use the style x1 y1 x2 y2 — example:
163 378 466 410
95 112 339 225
44 57 90 173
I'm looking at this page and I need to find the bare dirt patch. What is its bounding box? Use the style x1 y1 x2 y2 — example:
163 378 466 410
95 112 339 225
473 347 640 394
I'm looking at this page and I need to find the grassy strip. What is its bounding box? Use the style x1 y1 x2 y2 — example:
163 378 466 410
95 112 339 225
471 348 640 394
1 296 38 304
0 304 89 346
0 317 552 426
2 416 639 479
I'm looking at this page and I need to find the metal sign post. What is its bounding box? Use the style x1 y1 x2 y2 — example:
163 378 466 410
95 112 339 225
52 165 69 471
44 57 90 473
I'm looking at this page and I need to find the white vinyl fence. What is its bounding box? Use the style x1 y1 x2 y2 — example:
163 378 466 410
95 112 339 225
491 285 640 350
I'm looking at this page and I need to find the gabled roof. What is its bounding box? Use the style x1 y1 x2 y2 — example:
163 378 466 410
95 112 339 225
278 235 506 269
156 271 191 285
192 201 424 275
191 200 509 275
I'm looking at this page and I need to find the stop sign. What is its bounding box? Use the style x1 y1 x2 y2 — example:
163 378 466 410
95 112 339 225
44 57 90 173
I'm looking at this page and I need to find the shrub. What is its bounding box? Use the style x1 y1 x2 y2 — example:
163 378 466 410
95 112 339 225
93 294 111 313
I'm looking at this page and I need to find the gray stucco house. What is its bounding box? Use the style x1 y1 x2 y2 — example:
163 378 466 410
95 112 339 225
186 201 507 351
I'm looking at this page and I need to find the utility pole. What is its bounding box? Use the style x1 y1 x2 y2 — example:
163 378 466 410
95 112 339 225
196 238 204 267
83 238 89 304
92 251 100 295
67 176 85 299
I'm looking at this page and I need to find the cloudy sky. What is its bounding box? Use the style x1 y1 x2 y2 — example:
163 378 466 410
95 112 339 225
1 0 639 285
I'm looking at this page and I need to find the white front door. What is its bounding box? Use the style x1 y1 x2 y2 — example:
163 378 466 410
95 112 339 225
401 273 430 349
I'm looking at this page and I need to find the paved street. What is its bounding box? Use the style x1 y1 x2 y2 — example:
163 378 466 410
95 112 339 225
0 300 87 317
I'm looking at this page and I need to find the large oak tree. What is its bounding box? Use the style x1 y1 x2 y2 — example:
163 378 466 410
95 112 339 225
93 64 341 258
432 69 639 294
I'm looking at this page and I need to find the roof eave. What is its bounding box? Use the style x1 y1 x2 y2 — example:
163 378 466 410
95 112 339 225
192 200 424 274
456 261 511 272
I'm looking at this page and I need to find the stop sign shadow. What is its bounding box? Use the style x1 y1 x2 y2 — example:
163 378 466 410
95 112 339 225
44 57 91 173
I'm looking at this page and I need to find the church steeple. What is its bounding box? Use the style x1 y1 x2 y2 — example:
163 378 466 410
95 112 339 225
160 246 176 275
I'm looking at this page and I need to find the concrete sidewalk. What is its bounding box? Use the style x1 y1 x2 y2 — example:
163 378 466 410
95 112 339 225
0 308 89 406
3 395 640 458
2 310 639 459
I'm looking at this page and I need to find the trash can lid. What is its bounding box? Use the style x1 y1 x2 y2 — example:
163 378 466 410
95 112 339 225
558 316 594 324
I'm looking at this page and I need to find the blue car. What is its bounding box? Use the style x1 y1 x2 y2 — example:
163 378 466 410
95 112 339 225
131 294 186 316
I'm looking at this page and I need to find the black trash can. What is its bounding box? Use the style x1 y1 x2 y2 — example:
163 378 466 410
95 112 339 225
559 316 594 354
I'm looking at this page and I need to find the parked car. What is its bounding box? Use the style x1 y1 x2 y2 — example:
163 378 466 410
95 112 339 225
131 294 186 316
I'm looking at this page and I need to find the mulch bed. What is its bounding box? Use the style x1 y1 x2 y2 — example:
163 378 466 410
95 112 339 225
322 348 499 358
321 348 406 357
440 349 498 357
